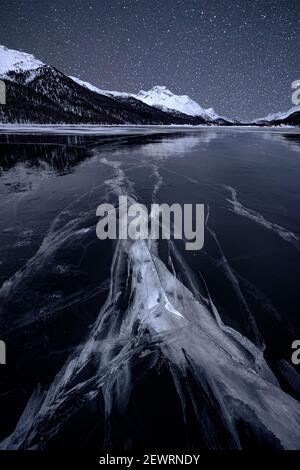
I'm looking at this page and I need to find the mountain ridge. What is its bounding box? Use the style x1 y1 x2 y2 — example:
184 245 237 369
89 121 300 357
0 45 299 127
0 45 222 126
68 77 225 121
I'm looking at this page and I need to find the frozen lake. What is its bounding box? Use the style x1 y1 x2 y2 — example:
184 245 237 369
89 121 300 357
0 127 300 450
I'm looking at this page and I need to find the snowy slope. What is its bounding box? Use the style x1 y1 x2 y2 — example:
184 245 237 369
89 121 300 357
0 45 198 125
0 45 226 125
0 45 44 78
69 76 132 98
69 77 222 121
254 105 300 123
136 85 220 120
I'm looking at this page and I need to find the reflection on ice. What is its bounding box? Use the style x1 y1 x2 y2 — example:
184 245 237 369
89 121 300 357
262 131 300 154
141 133 217 158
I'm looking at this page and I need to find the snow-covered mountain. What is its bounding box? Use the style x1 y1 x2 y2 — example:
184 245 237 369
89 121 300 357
69 75 131 99
253 105 300 126
136 85 220 120
0 45 44 79
1 45 216 125
0 45 299 127
0 44 232 125
69 78 224 121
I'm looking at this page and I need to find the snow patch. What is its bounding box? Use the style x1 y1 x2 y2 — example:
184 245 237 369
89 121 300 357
0 45 44 78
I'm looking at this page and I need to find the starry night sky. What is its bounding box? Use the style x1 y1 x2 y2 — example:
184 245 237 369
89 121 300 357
1 0 299 119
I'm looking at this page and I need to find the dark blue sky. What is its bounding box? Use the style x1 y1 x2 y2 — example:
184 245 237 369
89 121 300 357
1 0 299 119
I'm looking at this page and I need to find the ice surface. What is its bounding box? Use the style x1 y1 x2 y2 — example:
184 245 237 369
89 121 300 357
224 184 300 250
2 139 300 450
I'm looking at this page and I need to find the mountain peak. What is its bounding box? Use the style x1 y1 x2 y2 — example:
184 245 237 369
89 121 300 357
68 77 223 121
0 45 44 78
146 85 173 95
136 85 219 120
